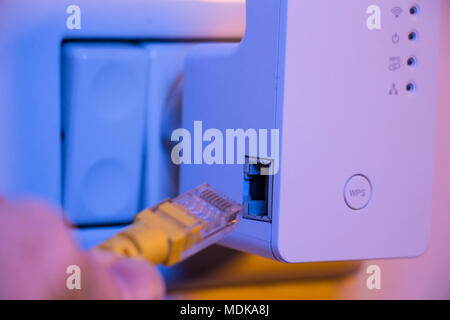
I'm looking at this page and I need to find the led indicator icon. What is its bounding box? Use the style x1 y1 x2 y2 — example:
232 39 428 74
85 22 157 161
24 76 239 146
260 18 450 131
389 84 398 95
391 6 403 18
392 33 400 44
388 57 401 72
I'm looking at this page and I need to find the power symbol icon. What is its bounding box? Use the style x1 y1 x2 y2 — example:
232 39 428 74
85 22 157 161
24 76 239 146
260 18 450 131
392 33 400 44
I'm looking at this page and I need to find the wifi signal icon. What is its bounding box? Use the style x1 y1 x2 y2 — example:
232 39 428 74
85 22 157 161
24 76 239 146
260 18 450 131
391 6 403 18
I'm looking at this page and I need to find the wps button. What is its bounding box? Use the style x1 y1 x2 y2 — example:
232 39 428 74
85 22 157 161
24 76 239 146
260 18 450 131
344 175 372 210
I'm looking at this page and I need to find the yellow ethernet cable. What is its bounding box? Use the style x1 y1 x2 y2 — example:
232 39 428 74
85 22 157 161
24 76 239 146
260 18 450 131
97 184 242 266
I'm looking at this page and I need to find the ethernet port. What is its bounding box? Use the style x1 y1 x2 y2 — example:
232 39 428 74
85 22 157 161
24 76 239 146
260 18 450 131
243 157 273 222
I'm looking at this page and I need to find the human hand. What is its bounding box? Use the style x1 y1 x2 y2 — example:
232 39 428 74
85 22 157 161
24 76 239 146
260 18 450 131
0 197 165 300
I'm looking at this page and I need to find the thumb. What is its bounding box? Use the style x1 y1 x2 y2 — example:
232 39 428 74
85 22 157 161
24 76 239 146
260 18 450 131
83 250 165 300
109 257 165 300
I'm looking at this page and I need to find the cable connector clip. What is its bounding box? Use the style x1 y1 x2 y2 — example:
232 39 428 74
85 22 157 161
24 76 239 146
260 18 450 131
97 184 242 266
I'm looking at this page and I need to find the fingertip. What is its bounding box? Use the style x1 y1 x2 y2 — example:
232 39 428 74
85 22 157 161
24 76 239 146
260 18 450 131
90 249 123 266
110 258 165 300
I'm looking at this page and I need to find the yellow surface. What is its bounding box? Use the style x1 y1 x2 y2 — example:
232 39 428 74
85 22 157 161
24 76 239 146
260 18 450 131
165 246 361 299
172 280 344 300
